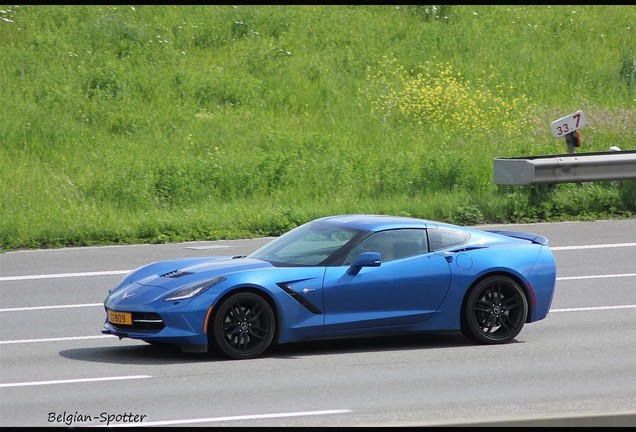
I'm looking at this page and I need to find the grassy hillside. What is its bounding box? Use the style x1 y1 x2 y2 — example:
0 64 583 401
1 5 635 251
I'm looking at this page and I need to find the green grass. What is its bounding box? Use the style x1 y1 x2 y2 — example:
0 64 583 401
1 5 635 251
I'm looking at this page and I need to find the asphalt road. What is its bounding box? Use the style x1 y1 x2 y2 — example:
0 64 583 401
1 219 635 427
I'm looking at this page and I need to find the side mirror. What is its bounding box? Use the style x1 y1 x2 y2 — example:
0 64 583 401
348 252 381 275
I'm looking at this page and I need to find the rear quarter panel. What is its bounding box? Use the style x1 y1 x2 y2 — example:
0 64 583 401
435 243 556 327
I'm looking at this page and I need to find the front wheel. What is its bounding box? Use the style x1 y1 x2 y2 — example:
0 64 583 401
210 292 275 360
461 275 528 344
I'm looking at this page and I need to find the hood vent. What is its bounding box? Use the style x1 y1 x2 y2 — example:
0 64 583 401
160 270 193 278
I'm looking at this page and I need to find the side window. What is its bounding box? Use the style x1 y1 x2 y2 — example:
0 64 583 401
344 229 428 265
427 228 470 251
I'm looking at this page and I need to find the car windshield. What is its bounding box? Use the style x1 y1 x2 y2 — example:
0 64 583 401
248 221 363 266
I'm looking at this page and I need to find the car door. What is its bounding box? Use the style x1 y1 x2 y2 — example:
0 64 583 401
322 229 452 333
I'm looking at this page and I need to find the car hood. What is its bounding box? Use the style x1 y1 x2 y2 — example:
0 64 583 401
131 257 274 290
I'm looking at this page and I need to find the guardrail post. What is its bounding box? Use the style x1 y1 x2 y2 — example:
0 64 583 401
564 130 581 154
564 130 582 186
609 146 623 187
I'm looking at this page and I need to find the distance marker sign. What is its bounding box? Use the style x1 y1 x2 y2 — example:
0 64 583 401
550 110 586 138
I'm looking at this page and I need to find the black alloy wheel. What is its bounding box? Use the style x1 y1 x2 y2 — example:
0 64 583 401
211 291 275 360
461 275 528 344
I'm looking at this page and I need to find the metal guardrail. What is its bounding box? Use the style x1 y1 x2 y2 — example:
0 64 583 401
493 150 636 185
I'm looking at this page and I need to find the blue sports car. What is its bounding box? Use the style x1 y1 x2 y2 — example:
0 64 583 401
102 214 556 360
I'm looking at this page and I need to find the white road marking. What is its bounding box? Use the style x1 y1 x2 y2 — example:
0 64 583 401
3 270 635 283
557 273 636 280
0 270 131 281
0 303 103 312
184 245 232 250
550 305 636 312
0 335 116 344
0 375 152 388
1 301 634 347
551 243 636 250
98 409 353 427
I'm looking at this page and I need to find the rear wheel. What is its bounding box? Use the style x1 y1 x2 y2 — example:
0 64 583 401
211 292 275 360
461 275 528 344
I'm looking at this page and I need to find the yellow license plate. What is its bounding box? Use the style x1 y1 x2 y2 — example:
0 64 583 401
108 310 132 325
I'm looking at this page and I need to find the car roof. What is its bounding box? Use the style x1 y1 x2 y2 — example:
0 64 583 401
314 214 433 231
312 215 537 248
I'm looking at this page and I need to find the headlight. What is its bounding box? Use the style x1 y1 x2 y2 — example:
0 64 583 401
164 277 226 301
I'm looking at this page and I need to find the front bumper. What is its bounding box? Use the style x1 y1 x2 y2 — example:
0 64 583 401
102 305 210 347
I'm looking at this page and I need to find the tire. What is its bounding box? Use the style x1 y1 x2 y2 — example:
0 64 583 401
461 275 528 344
210 292 275 360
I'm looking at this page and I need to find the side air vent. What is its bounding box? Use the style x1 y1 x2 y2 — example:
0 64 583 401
277 283 322 314
160 270 193 278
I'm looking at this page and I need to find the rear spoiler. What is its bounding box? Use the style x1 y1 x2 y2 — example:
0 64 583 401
485 230 549 246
